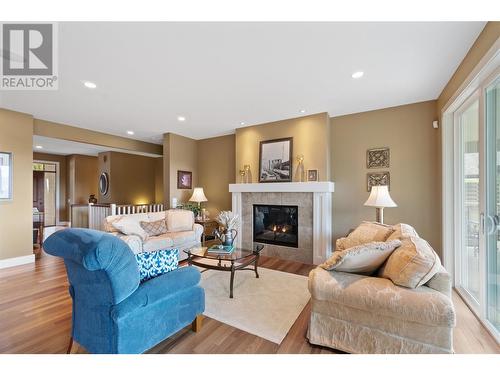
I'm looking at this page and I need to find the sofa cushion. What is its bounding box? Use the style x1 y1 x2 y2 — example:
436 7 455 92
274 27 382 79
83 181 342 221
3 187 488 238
147 211 166 222
166 230 196 246
386 223 419 241
112 214 149 241
142 233 174 253
308 267 456 327
104 215 123 233
379 236 441 289
166 209 194 232
140 219 167 237
135 248 179 282
320 240 401 274
336 221 394 250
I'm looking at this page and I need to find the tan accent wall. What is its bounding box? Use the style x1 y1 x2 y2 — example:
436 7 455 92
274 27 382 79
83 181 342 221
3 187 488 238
98 151 159 205
197 135 236 217
33 118 162 156
0 109 34 261
330 101 441 255
235 113 331 182
163 133 198 205
67 154 98 205
33 152 68 222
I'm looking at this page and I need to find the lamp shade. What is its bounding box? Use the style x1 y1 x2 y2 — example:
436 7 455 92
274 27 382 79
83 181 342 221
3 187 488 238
189 187 208 203
364 185 397 208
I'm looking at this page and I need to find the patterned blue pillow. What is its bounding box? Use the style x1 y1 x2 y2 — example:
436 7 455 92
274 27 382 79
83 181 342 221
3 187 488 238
135 249 179 282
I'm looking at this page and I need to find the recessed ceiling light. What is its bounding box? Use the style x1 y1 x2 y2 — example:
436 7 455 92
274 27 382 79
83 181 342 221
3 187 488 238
126 130 134 135
351 71 364 79
35 145 43 149
240 121 245 126
299 109 306 114
177 116 186 122
83 81 97 89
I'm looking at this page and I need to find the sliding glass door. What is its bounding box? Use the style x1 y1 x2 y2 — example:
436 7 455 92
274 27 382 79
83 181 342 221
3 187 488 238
485 77 500 334
455 94 481 307
452 71 500 343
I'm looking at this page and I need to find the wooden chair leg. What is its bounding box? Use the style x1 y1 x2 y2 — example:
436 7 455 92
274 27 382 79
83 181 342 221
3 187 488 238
66 337 74 354
191 315 203 333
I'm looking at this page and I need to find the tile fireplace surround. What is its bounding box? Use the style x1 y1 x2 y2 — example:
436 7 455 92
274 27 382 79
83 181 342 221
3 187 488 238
229 182 334 264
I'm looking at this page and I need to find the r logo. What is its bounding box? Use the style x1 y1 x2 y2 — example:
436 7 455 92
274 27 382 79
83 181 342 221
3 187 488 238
2 23 53 76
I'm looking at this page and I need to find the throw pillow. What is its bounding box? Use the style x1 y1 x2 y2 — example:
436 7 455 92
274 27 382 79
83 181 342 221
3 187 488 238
336 221 395 251
135 249 179 282
386 223 419 241
140 219 167 237
166 209 194 232
112 215 149 241
320 239 402 274
378 236 441 288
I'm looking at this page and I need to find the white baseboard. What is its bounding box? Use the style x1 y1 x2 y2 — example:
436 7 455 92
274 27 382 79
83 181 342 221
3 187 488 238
0 254 35 269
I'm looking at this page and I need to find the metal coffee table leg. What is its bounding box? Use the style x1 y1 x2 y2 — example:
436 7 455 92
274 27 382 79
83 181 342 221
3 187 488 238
229 260 235 298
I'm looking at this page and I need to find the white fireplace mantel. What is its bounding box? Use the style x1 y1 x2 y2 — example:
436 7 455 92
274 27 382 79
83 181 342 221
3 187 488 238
230 181 334 265
229 181 334 193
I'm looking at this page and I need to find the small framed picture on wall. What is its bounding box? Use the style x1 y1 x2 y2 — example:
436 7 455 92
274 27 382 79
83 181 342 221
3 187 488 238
307 169 318 181
177 170 192 189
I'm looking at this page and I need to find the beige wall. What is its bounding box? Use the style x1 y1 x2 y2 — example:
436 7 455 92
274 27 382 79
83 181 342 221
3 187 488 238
68 154 98 205
33 152 68 222
198 135 236 216
98 151 159 205
330 101 441 254
163 133 198 205
34 118 162 156
0 109 34 261
235 113 331 182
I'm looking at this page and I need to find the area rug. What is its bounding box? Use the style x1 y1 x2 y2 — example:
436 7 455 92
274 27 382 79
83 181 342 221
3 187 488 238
200 267 310 344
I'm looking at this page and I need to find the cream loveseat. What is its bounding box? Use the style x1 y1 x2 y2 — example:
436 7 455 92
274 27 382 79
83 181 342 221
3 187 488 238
307 223 456 354
104 209 203 261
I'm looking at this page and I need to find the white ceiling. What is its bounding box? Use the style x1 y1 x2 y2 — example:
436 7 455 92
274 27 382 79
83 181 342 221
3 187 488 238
33 135 162 157
0 22 486 143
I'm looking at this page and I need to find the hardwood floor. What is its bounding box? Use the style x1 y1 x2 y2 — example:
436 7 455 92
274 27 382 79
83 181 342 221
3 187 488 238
0 252 498 354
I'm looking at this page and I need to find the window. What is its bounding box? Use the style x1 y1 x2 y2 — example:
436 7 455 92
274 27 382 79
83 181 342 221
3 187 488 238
0 152 13 201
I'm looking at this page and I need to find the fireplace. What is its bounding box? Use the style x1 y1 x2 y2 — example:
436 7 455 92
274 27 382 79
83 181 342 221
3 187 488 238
253 204 298 248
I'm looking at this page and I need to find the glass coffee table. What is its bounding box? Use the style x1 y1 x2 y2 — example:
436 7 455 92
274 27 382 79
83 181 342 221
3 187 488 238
184 244 264 298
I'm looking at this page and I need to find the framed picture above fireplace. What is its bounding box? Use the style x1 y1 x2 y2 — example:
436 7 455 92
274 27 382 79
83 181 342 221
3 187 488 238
258 137 293 183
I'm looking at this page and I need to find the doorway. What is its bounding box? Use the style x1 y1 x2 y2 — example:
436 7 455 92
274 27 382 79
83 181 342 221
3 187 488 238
32 161 59 234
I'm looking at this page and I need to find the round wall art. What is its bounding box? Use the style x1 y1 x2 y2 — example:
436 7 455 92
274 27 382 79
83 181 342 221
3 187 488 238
99 172 109 196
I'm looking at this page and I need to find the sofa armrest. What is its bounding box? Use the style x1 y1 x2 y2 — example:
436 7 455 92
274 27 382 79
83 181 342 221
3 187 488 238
424 265 452 298
193 223 204 242
110 233 143 254
111 266 202 321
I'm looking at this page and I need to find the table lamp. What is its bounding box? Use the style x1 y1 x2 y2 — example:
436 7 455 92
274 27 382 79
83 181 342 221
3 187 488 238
189 187 208 220
364 185 397 224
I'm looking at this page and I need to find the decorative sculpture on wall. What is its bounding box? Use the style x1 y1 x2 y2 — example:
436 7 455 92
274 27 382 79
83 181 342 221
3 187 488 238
367 171 390 192
99 172 109 196
367 147 390 169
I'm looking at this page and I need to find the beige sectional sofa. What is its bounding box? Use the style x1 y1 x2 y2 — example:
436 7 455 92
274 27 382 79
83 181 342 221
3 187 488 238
103 209 203 261
308 222 456 354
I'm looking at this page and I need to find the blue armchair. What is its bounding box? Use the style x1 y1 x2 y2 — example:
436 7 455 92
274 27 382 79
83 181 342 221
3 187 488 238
43 228 205 354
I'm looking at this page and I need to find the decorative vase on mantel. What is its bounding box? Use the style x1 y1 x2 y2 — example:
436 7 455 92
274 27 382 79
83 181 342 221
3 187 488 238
239 169 246 183
295 155 305 182
244 165 252 183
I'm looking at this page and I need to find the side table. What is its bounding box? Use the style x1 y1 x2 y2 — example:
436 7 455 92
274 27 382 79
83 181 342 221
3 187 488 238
195 218 218 244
